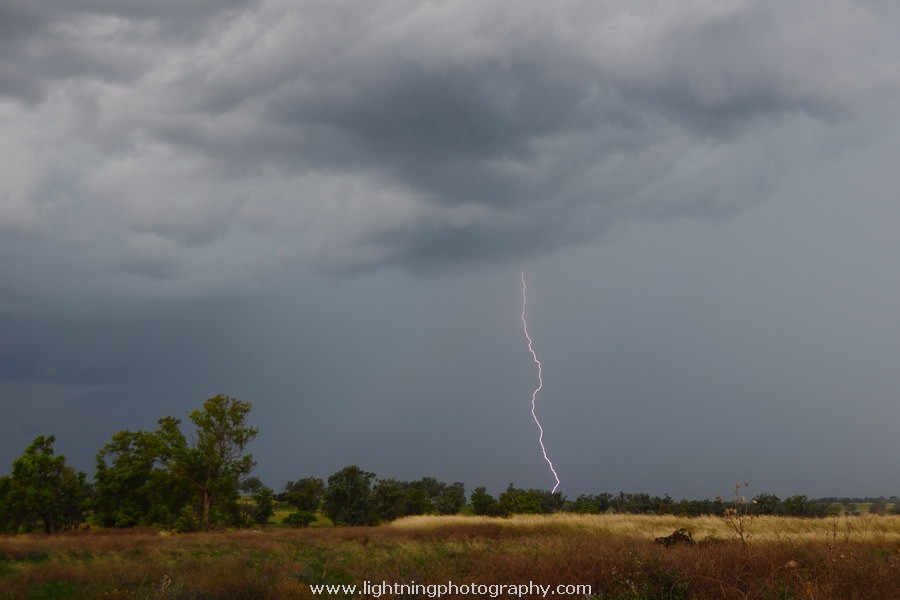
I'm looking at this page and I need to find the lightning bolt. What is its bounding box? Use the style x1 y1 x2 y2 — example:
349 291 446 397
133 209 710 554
521 269 561 493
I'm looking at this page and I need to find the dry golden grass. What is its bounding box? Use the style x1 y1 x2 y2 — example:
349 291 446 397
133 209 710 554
391 512 900 543
0 515 898 599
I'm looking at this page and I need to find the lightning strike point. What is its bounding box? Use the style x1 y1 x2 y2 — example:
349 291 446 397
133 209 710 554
521 269 561 493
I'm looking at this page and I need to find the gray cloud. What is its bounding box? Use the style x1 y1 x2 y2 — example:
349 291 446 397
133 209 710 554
3 0 897 302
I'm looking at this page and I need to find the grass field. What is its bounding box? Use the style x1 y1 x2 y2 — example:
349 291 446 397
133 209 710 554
390 513 900 543
0 514 897 599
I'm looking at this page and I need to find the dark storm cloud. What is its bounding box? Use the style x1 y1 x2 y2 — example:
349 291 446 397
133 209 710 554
0 0 896 334
1 0 897 304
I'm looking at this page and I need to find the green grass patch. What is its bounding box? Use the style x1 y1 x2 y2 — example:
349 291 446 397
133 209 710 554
27 582 76 600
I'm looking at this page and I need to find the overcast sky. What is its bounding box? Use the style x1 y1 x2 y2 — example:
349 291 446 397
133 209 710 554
2 0 900 500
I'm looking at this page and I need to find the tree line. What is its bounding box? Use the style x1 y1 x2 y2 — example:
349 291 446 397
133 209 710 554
0 395 259 534
1 395 896 534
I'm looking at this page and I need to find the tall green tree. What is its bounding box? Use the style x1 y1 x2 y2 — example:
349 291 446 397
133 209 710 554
163 395 259 529
324 465 376 526
1 436 89 534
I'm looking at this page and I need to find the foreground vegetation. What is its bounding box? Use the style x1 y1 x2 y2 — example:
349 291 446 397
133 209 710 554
1 514 898 600
2 395 898 597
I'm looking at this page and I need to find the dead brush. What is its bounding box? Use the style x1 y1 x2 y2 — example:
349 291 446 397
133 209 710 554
718 482 755 548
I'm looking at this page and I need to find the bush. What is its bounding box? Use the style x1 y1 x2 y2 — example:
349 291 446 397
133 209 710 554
283 511 317 527
868 498 887 515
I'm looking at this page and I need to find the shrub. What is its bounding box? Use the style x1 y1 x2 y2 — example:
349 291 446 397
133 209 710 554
283 511 317 527
868 498 887 515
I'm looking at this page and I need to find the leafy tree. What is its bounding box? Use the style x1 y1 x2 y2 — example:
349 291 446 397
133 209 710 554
497 485 565 515
783 495 834 517
372 478 432 522
161 395 259 529
237 477 274 526
411 477 443 503
470 486 499 516
373 478 413 522
392 478 431 516
434 481 466 515
750 493 783 516
240 476 265 495
283 477 325 512
406 477 466 515
565 498 599 514
626 492 653 514
497 485 541 514
324 465 376 526
250 485 275 526
566 494 608 514
93 429 189 528
677 498 722 516
366 477 465 523
592 493 613 513
2 436 89 534
593 493 613 513
498 486 539 514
